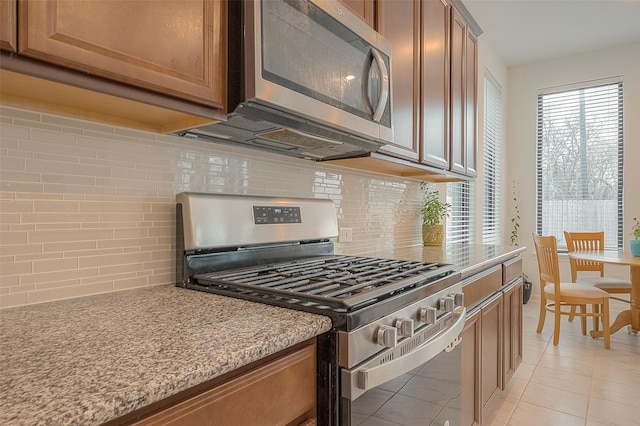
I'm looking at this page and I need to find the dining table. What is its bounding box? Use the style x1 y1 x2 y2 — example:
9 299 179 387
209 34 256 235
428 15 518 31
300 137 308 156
568 249 640 336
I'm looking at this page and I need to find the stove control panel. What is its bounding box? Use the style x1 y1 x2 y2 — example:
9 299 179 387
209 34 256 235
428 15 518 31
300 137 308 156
338 281 464 369
253 206 301 224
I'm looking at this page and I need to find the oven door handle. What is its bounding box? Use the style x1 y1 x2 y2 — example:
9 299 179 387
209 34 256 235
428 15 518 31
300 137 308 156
341 307 465 401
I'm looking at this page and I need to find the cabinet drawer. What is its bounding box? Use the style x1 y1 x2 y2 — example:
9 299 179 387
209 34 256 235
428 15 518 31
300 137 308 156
502 257 522 285
462 265 502 308
133 344 316 426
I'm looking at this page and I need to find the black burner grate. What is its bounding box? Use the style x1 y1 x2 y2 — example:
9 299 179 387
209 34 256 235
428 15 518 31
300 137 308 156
194 255 455 312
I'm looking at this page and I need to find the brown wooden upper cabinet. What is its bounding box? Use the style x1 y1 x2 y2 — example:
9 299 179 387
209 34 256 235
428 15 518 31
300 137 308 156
376 0 420 161
421 0 451 169
374 0 480 179
337 0 375 27
447 1 480 177
0 0 17 52
17 0 226 109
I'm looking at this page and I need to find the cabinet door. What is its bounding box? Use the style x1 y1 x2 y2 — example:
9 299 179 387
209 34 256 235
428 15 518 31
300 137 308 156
464 30 478 177
337 0 375 26
376 0 420 160
18 0 226 108
0 0 16 52
462 307 481 426
449 7 466 175
480 293 503 414
420 0 450 169
503 279 523 388
133 343 317 426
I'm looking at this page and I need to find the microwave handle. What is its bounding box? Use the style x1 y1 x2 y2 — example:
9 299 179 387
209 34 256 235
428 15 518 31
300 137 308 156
361 48 390 123
342 307 465 401
370 48 389 123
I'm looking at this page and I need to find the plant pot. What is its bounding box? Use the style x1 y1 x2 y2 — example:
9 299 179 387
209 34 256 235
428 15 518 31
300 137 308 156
422 224 444 246
631 239 640 257
522 281 532 304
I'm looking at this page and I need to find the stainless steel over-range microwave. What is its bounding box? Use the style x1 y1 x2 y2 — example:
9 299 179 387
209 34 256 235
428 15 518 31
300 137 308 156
175 0 394 161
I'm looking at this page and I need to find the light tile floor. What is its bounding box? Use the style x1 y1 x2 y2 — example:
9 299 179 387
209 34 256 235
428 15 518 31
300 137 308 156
483 298 640 426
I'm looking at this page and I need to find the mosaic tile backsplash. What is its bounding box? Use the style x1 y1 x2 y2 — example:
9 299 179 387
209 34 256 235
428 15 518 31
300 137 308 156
0 106 429 308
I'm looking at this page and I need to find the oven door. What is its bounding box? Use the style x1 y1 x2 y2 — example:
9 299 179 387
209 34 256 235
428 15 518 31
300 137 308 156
340 307 465 426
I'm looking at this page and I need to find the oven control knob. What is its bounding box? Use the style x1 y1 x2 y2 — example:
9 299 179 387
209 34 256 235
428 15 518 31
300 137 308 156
453 291 465 307
395 317 414 337
376 325 398 347
440 296 455 312
419 306 437 325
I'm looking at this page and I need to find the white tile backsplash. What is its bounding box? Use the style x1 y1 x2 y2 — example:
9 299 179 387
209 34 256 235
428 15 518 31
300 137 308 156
0 106 428 308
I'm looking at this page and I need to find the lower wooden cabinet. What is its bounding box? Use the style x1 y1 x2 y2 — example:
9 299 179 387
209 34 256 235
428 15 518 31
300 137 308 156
130 341 317 426
461 257 523 426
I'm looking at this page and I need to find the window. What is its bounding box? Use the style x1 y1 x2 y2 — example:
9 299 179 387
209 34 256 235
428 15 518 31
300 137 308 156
536 77 623 249
482 72 502 244
446 181 474 243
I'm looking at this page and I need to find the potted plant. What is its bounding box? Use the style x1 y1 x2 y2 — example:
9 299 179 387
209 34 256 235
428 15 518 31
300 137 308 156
631 217 640 257
421 183 451 246
511 181 533 303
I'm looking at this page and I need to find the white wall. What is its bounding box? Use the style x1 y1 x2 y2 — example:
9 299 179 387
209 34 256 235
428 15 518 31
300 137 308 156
474 36 509 245
506 42 640 298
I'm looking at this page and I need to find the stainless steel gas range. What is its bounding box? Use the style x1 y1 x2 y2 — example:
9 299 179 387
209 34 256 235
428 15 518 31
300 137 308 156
176 192 466 425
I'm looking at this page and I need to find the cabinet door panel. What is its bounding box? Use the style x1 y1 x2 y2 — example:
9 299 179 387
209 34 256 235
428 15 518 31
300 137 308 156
134 344 316 426
502 279 523 387
465 30 478 177
462 308 481 426
377 0 420 160
421 0 450 169
18 0 225 108
480 293 503 413
0 0 17 52
337 0 374 26
502 282 515 386
449 8 466 174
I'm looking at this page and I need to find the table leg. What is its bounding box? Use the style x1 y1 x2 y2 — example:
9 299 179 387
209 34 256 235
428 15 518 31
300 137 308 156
630 265 640 333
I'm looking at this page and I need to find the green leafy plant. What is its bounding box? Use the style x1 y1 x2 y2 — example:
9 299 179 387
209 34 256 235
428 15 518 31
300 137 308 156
510 181 530 284
510 181 521 246
420 183 451 226
631 217 640 240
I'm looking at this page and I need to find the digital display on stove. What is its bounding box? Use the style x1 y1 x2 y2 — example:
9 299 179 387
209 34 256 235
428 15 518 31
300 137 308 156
253 206 301 224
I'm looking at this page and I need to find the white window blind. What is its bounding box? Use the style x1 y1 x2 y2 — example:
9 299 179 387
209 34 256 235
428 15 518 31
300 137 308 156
446 181 474 243
482 72 502 245
536 77 624 249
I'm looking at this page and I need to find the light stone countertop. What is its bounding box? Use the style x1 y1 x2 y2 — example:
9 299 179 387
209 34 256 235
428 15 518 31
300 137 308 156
0 285 333 426
365 243 526 279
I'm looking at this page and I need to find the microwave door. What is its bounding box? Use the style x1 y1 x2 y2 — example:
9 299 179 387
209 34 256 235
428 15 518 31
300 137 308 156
254 0 392 140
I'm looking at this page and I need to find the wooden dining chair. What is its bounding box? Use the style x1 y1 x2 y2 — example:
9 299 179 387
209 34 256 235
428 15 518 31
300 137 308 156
564 231 632 329
564 231 632 301
532 233 611 349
